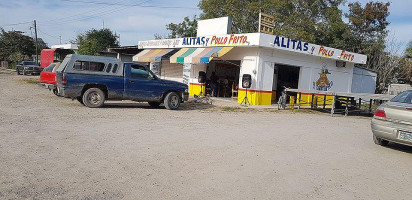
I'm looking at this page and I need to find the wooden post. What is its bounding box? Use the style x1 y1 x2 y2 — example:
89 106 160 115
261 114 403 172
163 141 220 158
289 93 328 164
298 92 301 110
358 98 362 114
311 94 314 110
331 95 336 117
323 94 326 110
369 99 373 115
345 97 349 116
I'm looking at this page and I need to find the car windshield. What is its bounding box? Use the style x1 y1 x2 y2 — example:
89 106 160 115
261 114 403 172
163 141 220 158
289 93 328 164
23 61 36 65
391 90 412 104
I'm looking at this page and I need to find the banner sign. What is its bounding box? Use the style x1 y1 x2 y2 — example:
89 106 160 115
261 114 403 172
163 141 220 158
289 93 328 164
138 33 367 64
259 34 367 64
138 33 260 49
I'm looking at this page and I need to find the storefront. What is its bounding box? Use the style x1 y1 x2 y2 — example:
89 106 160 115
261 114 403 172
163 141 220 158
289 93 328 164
133 32 367 106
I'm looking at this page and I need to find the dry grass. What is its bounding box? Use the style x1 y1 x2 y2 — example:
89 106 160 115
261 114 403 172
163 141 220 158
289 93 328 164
18 78 40 84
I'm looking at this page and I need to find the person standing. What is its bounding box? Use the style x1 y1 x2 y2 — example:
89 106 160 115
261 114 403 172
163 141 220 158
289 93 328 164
210 72 218 97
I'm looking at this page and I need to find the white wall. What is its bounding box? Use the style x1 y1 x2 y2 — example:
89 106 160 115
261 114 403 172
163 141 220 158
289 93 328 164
258 47 355 93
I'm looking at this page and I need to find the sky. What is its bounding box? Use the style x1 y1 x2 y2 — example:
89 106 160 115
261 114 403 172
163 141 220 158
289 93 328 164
0 0 411 54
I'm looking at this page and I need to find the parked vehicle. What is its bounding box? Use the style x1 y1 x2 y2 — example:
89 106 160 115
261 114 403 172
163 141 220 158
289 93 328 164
16 61 42 75
371 90 412 147
40 62 61 95
55 54 189 110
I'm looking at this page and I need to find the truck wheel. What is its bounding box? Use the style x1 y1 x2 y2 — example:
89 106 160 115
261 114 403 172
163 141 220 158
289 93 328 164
16 69 21 75
148 101 161 107
82 88 105 108
164 92 180 110
53 88 59 96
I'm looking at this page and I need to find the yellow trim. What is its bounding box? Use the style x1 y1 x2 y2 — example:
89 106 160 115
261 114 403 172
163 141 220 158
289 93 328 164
189 84 205 97
297 94 333 107
237 90 272 105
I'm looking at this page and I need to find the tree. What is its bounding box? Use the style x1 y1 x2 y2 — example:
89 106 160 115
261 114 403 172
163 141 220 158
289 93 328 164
344 2 391 92
74 28 119 56
398 40 412 84
0 29 35 62
198 0 347 45
405 40 412 59
165 16 198 38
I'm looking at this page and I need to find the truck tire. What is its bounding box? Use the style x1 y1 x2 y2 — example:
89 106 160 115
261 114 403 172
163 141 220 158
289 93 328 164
148 101 161 107
164 92 181 110
82 88 105 108
16 69 21 75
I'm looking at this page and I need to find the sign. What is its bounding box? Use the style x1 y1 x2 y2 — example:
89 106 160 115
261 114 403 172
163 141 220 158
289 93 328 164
259 34 368 64
138 33 368 64
138 33 259 49
150 62 160 76
259 13 274 35
313 66 333 91
182 63 191 85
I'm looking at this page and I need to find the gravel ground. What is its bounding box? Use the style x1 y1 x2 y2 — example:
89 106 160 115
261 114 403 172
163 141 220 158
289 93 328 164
1 70 412 200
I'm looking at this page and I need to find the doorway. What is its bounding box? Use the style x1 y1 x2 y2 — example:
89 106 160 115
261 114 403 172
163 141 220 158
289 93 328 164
206 60 241 98
274 64 300 100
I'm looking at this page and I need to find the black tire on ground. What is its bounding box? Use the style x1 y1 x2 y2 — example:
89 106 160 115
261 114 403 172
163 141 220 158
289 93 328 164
16 69 21 75
82 88 105 108
373 135 389 146
148 101 161 107
53 88 59 96
163 92 181 110
76 97 84 104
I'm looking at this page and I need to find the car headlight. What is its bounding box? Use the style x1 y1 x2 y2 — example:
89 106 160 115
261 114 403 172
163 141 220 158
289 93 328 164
184 89 188 93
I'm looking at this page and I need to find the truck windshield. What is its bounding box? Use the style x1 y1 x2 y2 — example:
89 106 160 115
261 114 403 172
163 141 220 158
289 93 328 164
23 61 36 65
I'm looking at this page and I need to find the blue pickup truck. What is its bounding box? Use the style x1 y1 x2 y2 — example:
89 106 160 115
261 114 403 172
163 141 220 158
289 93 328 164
55 54 188 110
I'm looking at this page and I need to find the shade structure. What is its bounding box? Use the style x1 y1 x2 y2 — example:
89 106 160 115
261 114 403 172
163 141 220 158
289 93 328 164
133 49 174 62
170 47 234 64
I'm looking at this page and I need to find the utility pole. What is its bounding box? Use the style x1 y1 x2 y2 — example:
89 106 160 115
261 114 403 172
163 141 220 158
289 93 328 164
33 20 38 65
59 35 62 44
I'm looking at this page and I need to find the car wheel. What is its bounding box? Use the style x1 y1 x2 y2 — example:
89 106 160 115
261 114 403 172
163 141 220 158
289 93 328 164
164 92 181 110
16 69 21 75
373 135 389 146
148 101 161 107
82 88 105 108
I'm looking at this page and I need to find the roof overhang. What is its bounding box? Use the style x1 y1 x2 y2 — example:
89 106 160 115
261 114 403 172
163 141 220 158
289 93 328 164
137 33 367 64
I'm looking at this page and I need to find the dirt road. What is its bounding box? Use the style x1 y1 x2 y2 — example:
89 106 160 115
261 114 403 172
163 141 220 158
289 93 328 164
1 71 411 199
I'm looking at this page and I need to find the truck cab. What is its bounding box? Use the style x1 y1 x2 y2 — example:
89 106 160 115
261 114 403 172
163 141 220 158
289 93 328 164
56 54 188 110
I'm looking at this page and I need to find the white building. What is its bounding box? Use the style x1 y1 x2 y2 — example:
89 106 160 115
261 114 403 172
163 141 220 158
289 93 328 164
134 17 370 105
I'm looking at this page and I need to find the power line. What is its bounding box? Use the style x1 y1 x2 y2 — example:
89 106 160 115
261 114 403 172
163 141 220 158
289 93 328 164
40 0 133 25
37 28 60 39
0 21 32 27
59 0 197 9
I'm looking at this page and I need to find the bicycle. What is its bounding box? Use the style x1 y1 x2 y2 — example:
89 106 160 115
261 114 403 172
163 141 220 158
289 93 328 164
277 87 288 110
193 85 213 105
193 93 213 104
